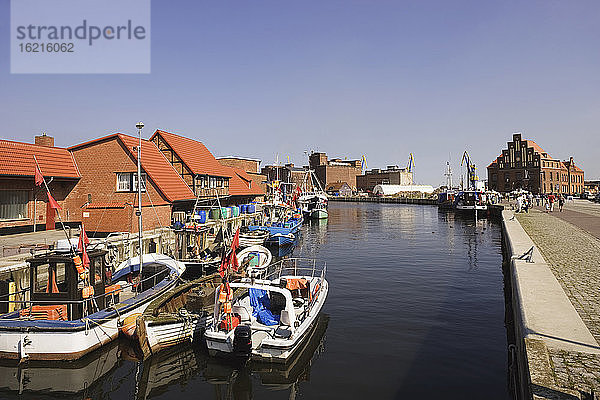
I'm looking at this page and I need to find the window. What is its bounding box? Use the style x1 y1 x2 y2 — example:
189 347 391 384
34 263 66 293
209 177 216 188
132 174 147 191
0 190 28 220
117 173 130 191
116 173 146 192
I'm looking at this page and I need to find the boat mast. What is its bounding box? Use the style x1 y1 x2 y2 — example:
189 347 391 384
444 161 453 189
136 122 144 275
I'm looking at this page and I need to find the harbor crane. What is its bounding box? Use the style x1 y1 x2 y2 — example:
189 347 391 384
407 153 415 173
460 151 479 190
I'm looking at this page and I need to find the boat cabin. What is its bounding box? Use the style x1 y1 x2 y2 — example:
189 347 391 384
455 191 485 207
25 250 112 320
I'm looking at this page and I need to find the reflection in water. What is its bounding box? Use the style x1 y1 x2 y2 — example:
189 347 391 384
205 314 328 400
0 203 509 400
139 314 329 400
0 340 132 399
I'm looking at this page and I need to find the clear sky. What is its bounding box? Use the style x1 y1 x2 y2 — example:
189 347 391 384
1 0 599 185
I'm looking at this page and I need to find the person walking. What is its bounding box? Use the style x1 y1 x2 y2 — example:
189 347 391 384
549 193 555 212
559 195 565 212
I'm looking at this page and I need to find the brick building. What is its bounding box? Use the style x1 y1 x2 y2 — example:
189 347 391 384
261 163 309 190
150 130 264 205
308 152 362 191
218 156 267 195
66 133 195 234
217 156 260 173
487 133 584 195
0 135 80 233
356 166 413 193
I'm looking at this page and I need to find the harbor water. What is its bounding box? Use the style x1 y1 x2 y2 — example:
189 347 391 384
0 202 511 400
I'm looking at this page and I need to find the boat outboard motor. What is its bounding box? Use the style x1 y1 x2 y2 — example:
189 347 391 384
233 325 252 358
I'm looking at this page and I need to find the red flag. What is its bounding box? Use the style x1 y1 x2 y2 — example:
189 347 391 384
231 228 240 252
34 163 44 187
81 246 90 270
77 224 90 252
47 191 62 210
230 250 239 272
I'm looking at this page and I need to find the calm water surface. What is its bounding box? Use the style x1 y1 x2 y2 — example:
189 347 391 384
0 203 511 400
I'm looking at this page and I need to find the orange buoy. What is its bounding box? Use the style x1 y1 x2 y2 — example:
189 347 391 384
121 313 142 339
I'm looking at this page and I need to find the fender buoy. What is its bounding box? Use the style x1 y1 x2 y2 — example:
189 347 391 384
121 313 142 339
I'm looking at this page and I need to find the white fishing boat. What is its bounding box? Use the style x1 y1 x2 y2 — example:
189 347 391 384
205 258 328 362
0 122 185 361
0 249 184 361
238 227 270 247
237 245 272 275
309 202 328 219
454 151 488 218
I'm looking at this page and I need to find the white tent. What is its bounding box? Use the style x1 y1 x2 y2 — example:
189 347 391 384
373 184 435 196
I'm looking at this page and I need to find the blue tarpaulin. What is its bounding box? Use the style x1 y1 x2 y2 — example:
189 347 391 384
249 288 279 326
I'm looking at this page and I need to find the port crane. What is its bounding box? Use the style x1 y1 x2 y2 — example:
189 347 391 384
407 153 415 173
460 151 479 190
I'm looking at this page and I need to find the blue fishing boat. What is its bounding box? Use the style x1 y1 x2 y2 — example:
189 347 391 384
247 203 303 246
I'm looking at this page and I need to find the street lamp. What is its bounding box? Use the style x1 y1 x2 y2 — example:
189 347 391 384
135 122 144 270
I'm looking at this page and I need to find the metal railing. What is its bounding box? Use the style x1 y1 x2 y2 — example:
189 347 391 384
261 258 326 283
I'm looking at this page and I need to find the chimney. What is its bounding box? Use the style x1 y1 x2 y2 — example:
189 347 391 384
35 133 54 147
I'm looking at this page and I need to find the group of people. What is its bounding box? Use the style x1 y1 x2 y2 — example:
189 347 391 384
515 192 566 213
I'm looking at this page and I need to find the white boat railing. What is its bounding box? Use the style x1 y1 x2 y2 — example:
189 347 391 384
261 258 326 283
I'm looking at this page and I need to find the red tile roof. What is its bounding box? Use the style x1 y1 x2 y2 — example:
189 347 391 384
117 134 195 202
150 130 232 177
0 139 80 179
227 167 265 196
70 133 194 203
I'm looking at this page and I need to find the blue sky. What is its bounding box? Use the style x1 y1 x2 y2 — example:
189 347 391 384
1 0 599 185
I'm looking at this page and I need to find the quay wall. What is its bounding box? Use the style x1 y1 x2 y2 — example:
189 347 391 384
329 196 437 205
329 197 505 219
501 209 599 399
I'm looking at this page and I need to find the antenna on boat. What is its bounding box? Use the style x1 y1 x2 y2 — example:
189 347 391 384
444 160 453 189
135 121 144 278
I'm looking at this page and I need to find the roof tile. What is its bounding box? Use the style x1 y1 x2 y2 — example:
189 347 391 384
0 139 80 179
116 134 195 202
150 130 232 177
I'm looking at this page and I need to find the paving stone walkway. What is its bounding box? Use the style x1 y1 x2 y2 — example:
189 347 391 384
516 207 600 395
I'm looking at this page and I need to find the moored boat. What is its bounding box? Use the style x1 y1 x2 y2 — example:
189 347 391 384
136 273 223 357
0 250 184 361
204 258 328 362
238 227 270 247
437 190 456 210
237 245 272 275
309 202 328 219
453 190 488 216
247 203 303 247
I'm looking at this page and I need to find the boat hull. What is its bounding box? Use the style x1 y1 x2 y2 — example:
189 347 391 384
144 315 213 354
0 299 153 361
309 209 328 219
206 279 329 363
